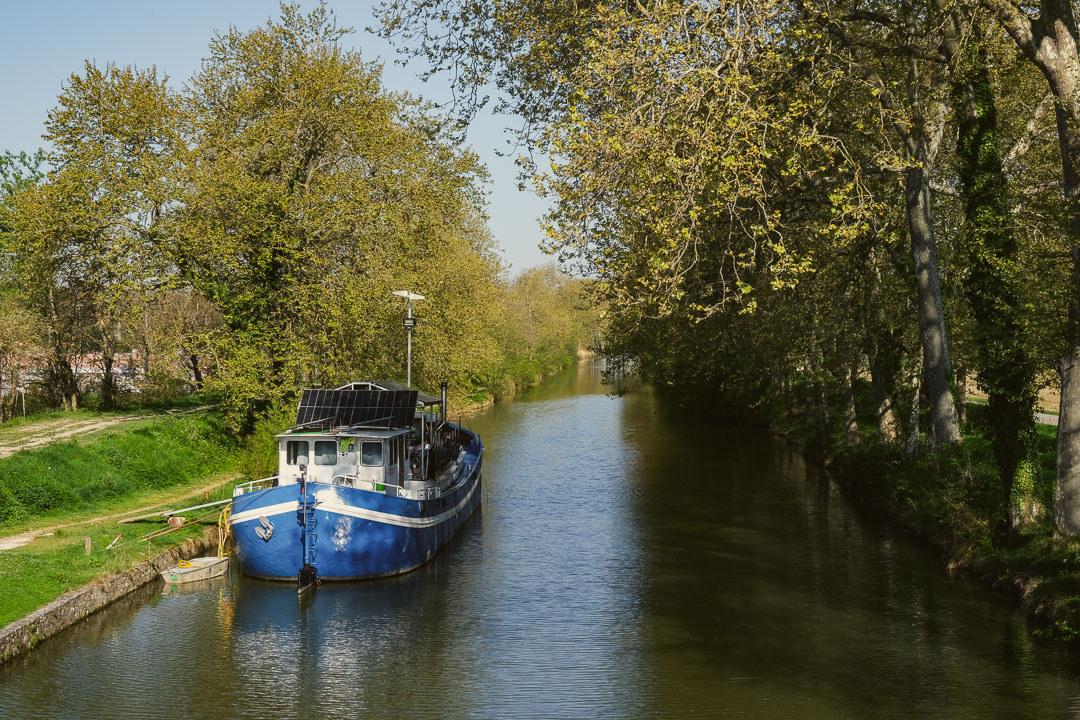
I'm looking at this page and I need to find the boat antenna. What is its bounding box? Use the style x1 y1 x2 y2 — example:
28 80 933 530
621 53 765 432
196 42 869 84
392 290 425 387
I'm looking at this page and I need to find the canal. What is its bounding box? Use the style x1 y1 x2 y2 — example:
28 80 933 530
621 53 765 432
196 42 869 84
3 363 1080 718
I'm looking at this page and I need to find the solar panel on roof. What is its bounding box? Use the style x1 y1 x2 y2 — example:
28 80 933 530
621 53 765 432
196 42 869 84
295 388 418 428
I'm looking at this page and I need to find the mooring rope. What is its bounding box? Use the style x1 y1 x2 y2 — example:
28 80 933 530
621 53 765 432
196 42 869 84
217 504 232 560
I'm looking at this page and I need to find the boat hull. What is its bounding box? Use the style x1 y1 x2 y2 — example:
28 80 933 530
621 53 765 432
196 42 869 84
230 442 482 581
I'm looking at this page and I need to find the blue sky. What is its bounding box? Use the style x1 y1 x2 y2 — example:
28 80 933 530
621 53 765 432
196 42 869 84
0 0 552 273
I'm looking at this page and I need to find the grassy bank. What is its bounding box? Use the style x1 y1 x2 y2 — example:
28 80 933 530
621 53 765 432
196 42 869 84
0 481 234 627
819 404 1080 643
0 408 243 627
0 410 240 527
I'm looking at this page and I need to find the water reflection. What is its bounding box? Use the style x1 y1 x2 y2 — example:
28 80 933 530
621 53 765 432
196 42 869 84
3 362 1080 718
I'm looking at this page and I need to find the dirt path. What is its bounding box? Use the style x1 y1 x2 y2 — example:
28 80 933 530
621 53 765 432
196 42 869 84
1036 412 1059 427
0 405 217 459
0 475 236 551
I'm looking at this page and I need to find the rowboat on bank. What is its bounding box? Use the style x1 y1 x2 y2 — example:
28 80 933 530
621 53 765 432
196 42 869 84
160 555 230 584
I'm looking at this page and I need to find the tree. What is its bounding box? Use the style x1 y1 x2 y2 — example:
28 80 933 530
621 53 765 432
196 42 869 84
382 0 964 445
980 0 1080 534
5 62 182 410
0 293 42 421
174 3 499 429
125 288 225 394
952 27 1040 525
801 0 968 448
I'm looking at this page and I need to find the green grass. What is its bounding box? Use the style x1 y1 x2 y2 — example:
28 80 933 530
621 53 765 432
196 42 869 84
0 399 245 628
0 515 215 628
0 465 242 627
0 410 241 528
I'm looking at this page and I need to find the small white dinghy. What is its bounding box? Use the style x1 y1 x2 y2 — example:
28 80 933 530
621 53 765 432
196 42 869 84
160 556 229 584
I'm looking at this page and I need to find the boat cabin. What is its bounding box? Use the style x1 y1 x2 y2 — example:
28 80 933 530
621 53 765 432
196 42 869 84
276 427 413 493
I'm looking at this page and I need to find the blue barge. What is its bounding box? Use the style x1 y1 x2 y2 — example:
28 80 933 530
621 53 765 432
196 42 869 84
229 381 482 588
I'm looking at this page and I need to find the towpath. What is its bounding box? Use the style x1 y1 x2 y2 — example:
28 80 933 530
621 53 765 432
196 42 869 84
0 405 217 459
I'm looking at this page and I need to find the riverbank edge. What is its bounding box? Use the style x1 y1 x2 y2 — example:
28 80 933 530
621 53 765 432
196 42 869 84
0 526 219 664
783 432 1080 647
457 350 593 417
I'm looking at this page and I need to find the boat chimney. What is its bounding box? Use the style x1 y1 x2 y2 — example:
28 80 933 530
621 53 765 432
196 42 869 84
440 381 448 425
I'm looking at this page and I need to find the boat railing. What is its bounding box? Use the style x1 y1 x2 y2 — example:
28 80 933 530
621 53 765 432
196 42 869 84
331 474 439 499
233 477 277 497
331 474 386 492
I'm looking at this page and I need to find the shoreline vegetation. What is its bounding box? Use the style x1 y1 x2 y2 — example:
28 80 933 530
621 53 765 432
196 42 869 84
363 0 1080 654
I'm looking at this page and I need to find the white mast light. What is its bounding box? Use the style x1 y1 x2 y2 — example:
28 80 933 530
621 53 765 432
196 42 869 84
392 290 425 387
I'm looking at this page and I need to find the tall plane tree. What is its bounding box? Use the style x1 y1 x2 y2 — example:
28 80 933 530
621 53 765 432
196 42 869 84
801 0 966 447
981 0 1080 534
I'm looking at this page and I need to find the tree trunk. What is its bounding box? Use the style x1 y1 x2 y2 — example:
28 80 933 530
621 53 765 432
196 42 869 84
842 366 861 445
189 353 204 389
868 350 899 443
1053 92 1080 533
906 163 962 447
982 0 1080 535
101 352 116 411
905 362 922 458
1057 340 1080 534
49 356 77 411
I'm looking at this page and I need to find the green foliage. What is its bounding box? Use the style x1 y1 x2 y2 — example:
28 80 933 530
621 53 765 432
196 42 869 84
952 29 1040 522
240 403 295 481
0 149 44 238
172 3 507 429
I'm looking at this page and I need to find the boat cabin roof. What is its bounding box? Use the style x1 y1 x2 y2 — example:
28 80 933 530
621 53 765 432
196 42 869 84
336 380 442 406
277 427 411 440
291 380 440 432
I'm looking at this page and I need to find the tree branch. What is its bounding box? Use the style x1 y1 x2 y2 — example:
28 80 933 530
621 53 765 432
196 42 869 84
1003 92 1055 172
980 0 1042 61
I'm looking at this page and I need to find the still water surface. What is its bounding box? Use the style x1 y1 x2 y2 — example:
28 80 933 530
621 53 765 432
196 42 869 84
3 364 1080 718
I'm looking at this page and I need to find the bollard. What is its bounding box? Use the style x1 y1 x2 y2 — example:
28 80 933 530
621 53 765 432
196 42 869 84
84 537 91 555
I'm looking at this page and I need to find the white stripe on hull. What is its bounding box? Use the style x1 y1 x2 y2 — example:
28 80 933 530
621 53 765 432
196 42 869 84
230 475 479 529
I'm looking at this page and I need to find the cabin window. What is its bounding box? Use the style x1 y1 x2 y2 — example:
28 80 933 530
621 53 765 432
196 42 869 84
286 440 309 465
314 440 337 466
361 441 383 467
